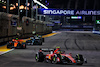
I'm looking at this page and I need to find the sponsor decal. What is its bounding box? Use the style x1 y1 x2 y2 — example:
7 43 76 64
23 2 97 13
38 9 100 16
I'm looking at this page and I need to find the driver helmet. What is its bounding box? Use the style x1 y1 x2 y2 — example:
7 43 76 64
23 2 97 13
36 34 38 37
56 46 61 50
39 48 42 52
16 38 18 40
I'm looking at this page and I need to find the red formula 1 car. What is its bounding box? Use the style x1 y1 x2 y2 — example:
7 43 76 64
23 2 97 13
35 47 87 65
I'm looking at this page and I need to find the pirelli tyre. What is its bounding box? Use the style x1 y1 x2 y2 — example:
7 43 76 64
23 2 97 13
22 43 26 49
42 38 44 42
75 54 84 65
39 42 42 45
35 52 44 62
7 43 12 49
51 54 61 64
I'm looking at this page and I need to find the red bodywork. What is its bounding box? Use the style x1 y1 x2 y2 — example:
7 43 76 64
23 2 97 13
45 48 76 63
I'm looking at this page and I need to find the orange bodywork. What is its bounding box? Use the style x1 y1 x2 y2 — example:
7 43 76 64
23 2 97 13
12 39 25 47
14 41 18 47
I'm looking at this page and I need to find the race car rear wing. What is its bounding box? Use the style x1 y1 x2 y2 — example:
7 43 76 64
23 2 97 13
41 48 54 52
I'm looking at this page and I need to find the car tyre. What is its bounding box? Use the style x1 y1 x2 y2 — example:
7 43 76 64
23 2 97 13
75 54 84 65
35 52 44 62
51 55 58 64
7 43 12 49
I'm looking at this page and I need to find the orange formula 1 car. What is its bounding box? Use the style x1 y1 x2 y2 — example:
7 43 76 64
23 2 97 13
7 38 26 49
35 47 87 65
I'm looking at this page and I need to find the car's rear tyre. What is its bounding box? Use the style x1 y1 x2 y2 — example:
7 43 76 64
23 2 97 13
22 43 26 49
42 38 44 42
35 52 44 62
39 42 42 45
23 44 26 49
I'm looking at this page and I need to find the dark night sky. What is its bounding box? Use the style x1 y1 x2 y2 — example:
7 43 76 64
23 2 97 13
2 0 100 9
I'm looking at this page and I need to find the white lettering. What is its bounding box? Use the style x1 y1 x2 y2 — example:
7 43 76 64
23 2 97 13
63 10 67 14
43 10 74 15
75 11 80 15
60 10 64 14
76 10 98 15
97 11 100 15
56 10 60 14
93 11 96 15
88 11 94 15
82 11 88 15
43 10 47 14
43 9 100 15
51 10 56 14
71 10 74 15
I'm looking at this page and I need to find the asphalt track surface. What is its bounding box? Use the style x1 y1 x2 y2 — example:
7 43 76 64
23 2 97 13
0 31 100 67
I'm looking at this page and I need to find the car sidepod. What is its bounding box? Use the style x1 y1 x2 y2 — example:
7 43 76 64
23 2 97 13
61 54 76 64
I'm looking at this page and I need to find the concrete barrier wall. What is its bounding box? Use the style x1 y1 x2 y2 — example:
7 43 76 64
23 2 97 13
35 20 43 34
0 12 19 44
0 12 18 37
0 12 52 45
21 16 34 38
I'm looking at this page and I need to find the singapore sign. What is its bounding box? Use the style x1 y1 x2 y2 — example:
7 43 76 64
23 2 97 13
38 9 100 16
